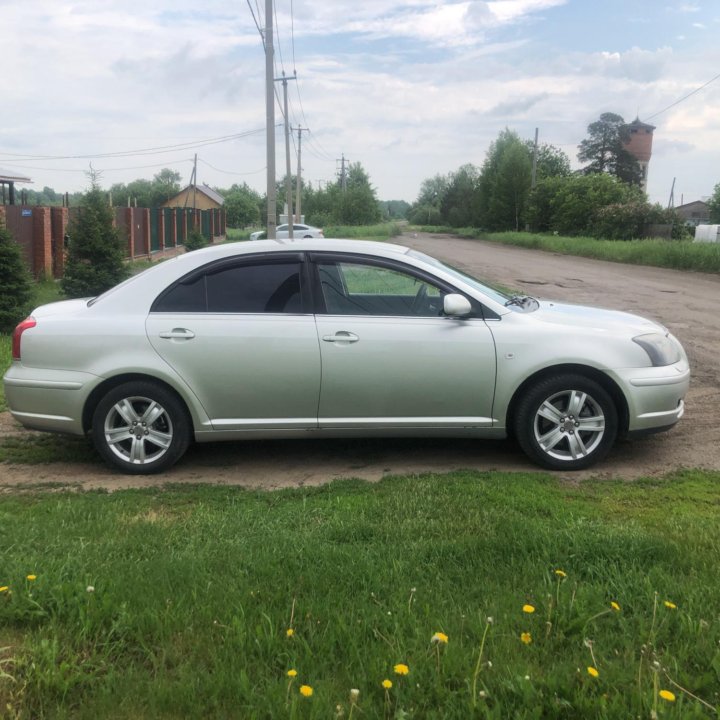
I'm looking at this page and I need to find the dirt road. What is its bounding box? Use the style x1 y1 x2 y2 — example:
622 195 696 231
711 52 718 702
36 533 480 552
2 233 719 490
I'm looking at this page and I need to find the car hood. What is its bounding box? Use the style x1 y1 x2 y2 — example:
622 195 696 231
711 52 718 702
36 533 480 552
532 300 665 336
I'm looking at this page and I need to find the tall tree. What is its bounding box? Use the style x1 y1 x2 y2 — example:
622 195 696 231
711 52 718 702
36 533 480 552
62 182 128 298
707 182 720 223
0 224 33 333
577 113 642 186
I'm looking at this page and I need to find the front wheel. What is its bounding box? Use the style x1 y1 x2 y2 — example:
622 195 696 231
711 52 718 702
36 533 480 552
514 374 618 470
91 381 191 474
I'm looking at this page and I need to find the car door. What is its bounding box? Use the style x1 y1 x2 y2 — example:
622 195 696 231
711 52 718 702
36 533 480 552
311 254 497 429
146 253 320 431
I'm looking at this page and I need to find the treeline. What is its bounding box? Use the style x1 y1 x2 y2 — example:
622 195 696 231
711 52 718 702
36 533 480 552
408 114 687 240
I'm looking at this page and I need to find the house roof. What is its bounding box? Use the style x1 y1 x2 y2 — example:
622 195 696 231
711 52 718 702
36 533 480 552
0 167 32 183
675 200 709 211
623 117 656 132
168 183 225 206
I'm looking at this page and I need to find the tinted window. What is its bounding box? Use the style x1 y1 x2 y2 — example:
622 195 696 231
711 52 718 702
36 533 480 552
317 260 444 317
154 261 303 313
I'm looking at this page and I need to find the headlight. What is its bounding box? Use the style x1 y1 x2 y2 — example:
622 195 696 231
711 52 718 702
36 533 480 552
632 333 681 367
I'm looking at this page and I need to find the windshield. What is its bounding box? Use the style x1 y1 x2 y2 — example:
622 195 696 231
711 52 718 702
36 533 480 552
406 249 512 306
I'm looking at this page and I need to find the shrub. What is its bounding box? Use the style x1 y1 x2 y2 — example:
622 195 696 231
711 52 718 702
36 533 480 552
184 228 208 252
0 224 34 333
61 187 128 298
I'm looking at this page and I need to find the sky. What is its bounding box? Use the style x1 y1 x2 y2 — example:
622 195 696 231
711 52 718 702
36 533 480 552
1 0 719 207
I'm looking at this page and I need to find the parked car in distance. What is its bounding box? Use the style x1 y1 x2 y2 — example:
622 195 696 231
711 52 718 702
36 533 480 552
4 239 689 475
250 223 324 241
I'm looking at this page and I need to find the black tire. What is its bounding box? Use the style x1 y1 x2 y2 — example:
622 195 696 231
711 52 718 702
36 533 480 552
514 374 618 470
91 381 191 475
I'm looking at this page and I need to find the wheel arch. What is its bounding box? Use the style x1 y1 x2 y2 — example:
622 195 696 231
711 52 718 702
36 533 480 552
82 373 195 434
505 364 629 440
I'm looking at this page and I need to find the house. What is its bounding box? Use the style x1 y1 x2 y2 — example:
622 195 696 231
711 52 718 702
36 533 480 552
0 167 32 205
675 200 710 226
161 183 224 211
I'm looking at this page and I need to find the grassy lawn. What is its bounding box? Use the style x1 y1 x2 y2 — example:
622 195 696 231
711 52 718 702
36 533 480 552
1 470 719 718
413 227 720 274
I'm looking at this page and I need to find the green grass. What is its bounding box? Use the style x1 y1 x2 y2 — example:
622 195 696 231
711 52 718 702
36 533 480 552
1 470 719 718
323 222 404 240
423 228 720 274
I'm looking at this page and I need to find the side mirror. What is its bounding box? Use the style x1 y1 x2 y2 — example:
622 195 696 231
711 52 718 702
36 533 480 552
443 293 472 317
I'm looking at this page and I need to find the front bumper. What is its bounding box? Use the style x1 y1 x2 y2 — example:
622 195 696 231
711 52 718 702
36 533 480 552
609 359 690 434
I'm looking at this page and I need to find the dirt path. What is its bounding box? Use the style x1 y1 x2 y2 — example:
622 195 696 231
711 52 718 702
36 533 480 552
2 233 719 490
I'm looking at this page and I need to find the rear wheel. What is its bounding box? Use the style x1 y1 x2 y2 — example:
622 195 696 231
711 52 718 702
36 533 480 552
514 374 618 470
91 381 191 474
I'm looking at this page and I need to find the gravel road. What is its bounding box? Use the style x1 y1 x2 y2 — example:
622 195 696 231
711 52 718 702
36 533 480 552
2 233 718 490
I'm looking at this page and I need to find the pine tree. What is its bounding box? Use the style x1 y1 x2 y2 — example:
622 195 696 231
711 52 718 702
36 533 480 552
62 185 128 298
0 224 34 333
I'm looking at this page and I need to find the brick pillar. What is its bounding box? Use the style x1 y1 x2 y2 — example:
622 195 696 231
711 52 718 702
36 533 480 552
125 207 135 259
51 207 68 279
157 209 166 251
32 207 52 279
170 209 177 247
0 205 6 229
209 208 215 242
142 208 151 257
181 210 188 245
194 209 201 233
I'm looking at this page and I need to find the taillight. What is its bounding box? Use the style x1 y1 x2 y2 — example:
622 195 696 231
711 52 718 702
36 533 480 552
11 317 36 360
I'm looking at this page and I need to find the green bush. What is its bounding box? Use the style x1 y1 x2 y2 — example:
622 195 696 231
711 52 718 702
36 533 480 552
61 187 128 298
184 228 208 252
0 225 34 333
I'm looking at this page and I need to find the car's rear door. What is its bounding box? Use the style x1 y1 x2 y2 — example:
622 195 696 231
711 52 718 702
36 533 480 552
146 253 320 431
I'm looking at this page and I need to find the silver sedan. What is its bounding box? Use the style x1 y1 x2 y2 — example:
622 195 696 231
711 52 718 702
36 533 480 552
4 239 689 474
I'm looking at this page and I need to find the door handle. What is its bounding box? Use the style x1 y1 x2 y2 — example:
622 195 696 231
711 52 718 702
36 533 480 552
322 331 359 344
159 328 196 340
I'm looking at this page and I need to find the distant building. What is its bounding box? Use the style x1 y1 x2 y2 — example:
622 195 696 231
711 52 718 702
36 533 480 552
162 184 224 211
0 167 32 205
675 200 710 226
621 118 655 192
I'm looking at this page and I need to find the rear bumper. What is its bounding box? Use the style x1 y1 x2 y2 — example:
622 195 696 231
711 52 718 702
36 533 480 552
3 364 98 435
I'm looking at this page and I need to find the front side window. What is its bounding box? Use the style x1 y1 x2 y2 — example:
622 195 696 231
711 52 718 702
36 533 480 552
153 261 303 313
317 260 444 316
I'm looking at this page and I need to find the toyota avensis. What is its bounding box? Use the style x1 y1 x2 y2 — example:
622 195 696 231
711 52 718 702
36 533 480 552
3 239 689 475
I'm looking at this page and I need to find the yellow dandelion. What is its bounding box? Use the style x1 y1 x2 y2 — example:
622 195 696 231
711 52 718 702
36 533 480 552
610 601 621 612
286 628 295 637
26 575 37 581
431 632 449 644
522 604 535 614
381 679 392 689
287 669 298 678
520 632 532 645
0 586 8 593
555 569 567 578
664 600 677 610
587 666 599 678
659 689 676 702
299 685 313 697
393 663 409 676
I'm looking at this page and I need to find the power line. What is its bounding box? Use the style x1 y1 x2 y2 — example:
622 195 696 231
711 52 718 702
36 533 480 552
646 71 720 121
198 158 266 176
0 128 268 161
245 0 264 44
4 158 194 174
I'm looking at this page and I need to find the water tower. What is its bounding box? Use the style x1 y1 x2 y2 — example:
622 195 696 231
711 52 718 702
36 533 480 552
621 118 655 192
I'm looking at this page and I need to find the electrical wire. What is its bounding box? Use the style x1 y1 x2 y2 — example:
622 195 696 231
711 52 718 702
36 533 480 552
646 71 720 121
0 128 267 162
246 0 264 45
198 158 266 176
2 158 194 174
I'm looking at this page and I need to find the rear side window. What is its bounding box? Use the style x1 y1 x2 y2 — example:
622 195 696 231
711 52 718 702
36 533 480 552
153 261 303 313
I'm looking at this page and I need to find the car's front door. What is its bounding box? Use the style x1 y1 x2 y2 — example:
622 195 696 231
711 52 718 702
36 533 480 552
311 254 497 429
147 253 320 431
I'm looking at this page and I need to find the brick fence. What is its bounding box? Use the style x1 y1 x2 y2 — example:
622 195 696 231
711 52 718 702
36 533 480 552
0 205 226 278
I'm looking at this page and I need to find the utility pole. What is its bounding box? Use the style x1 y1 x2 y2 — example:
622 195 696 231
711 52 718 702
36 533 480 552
668 177 676 209
192 153 198 210
295 126 308 223
275 72 297 240
337 154 348 192
265 0 276 239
